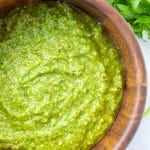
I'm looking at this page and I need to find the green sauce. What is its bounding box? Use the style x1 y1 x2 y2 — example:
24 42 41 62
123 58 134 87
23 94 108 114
0 2 124 150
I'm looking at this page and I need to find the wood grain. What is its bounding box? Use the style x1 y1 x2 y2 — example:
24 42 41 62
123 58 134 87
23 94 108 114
0 0 147 149
0 0 17 9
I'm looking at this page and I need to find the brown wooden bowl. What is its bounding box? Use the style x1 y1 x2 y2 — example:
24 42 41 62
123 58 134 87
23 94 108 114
0 0 147 149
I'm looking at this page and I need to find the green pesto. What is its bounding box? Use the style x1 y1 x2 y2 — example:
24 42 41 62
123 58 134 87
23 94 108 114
0 2 124 150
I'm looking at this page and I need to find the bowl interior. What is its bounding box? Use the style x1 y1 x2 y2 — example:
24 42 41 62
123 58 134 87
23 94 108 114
0 0 147 149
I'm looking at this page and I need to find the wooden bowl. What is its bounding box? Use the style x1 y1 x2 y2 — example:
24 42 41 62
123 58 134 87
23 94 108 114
0 0 147 149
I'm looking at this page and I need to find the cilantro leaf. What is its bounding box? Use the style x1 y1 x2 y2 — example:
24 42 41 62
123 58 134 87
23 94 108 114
108 0 150 40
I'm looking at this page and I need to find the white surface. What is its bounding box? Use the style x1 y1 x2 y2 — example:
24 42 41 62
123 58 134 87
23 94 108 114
127 39 150 150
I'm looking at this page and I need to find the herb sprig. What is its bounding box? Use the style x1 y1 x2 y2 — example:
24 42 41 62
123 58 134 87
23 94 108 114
108 0 150 40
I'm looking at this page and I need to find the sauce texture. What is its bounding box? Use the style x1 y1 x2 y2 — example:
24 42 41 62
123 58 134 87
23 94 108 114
0 2 124 150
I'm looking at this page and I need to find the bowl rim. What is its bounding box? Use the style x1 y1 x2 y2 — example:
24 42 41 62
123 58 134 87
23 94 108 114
0 0 147 149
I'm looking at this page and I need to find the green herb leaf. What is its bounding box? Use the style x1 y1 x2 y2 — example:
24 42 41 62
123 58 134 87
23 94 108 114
129 0 141 9
108 0 150 40
116 4 135 19
144 107 150 118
